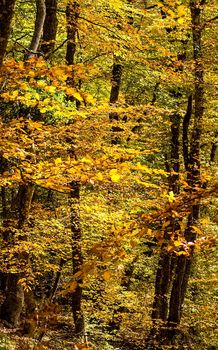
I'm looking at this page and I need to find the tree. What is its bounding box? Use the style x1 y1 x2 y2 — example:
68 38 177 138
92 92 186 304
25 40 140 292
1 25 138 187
0 0 16 65
0 1 217 349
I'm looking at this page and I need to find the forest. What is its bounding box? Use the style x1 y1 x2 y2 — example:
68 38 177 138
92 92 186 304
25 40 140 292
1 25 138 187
0 0 217 349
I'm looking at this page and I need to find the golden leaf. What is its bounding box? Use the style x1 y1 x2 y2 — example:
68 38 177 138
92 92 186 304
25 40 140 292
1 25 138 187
102 270 111 281
96 172 103 181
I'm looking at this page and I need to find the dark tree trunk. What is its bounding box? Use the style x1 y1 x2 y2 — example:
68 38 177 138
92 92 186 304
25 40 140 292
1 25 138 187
109 62 123 106
183 95 192 172
151 251 173 323
150 3 205 348
210 133 217 163
0 0 16 65
0 184 35 326
109 59 123 144
66 1 79 66
0 187 8 292
0 274 24 326
65 2 84 335
70 181 84 335
151 113 181 326
66 1 80 107
40 0 58 57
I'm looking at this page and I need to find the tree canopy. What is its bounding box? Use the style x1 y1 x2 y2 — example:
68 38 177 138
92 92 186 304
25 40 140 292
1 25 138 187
0 1 217 349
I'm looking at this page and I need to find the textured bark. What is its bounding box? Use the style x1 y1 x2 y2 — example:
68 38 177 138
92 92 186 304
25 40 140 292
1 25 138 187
25 0 46 58
210 131 217 163
109 60 123 143
150 4 205 347
0 0 16 65
165 0 205 337
0 274 24 326
151 113 180 325
169 113 180 193
66 1 80 107
109 62 123 106
66 1 79 66
17 184 35 230
0 187 8 292
65 1 84 335
0 184 35 326
70 181 84 335
189 0 205 187
109 61 122 120
41 0 58 57
183 95 192 171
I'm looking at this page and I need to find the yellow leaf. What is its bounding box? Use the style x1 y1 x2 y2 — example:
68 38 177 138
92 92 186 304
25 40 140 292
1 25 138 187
174 240 182 247
45 86 56 93
177 5 186 17
81 157 92 164
191 226 202 235
111 173 120 182
147 228 152 236
61 281 78 296
110 169 118 176
109 169 120 182
177 17 184 24
96 172 103 181
103 271 111 281
37 80 46 88
168 191 175 203
54 158 62 165
74 92 83 102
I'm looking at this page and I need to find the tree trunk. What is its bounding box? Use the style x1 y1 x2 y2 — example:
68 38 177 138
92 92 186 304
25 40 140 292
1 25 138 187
0 0 16 65
40 0 58 57
70 181 84 335
151 113 181 326
151 2 205 348
109 59 123 144
66 1 79 66
65 2 84 335
0 184 35 326
149 3 205 348
25 0 46 59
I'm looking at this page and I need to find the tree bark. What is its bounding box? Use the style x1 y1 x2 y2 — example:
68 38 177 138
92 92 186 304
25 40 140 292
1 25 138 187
65 2 84 335
70 181 84 335
25 0 46 59
40 0 58 57
150 3 205 348
66 1 79 66
165 0 205 341
109 59 123 144
0 184 35 326
0 0 16 65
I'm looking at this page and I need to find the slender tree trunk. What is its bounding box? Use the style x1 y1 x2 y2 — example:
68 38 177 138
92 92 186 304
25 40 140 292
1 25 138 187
66 1 79 66
70 182 84 335
0 0 16 65
65 2 84 335
149 3 206 346
25 0 46 59
0 187 8 292
151 112 181 328
154 1 205 347
40 0 58 57
109 59 123 144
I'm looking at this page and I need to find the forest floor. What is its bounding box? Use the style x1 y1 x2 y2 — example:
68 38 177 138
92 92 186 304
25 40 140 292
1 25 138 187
0 317 78 350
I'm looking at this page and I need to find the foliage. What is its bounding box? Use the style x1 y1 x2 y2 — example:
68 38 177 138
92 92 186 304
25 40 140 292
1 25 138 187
0 0 217 349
